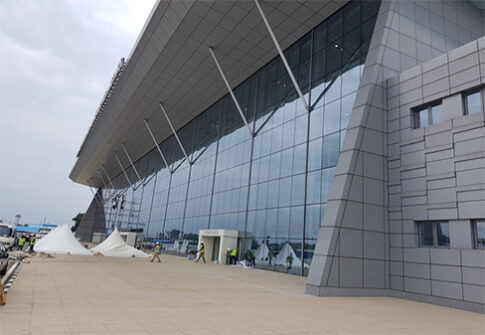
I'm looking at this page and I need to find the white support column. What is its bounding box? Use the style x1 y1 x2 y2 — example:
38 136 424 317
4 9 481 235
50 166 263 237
209 47 253 137
121 143 142 182
114 152 133 189
254 0 309 112
159 102 191 164
143 119 172 173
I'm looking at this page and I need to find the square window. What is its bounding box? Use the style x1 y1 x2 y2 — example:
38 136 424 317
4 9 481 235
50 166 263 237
465 90 482 115
418 221 450 248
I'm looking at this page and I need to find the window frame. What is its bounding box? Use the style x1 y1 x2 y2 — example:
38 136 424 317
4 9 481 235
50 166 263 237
463 88 483 116
472 220 485 249
412 101 443 129
417 221 450 248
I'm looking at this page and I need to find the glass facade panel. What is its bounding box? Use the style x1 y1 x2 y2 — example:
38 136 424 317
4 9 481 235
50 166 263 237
98 1 380 276
475 220 485 249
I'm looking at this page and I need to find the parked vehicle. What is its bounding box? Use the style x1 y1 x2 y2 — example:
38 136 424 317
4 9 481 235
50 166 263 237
0 242 10 277
0 223 15 250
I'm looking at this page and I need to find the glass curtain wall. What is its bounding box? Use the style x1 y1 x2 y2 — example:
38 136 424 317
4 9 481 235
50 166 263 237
98 0 380 275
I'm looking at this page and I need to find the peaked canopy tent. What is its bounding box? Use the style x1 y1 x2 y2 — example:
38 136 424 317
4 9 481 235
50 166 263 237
254 241 269 265
34 225 60 249
91 229 149 258
273 242 308 269
34 225 92 256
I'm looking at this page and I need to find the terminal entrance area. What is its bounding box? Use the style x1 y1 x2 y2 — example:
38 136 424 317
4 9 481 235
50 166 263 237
198 230 238 264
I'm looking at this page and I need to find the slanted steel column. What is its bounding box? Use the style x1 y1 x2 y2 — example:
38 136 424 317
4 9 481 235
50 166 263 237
102 165 116 190
159 102 191 164
209 47 253 137
96 170 108 189
88 186 103 206
121 143 142 182
114 152 133 190
254 0 309 112
143 119 172 173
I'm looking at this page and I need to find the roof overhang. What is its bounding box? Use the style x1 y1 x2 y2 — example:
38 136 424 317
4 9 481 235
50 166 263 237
70 0 349 188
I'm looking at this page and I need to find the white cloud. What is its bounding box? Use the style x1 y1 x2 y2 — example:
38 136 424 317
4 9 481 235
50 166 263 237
0 0 156 225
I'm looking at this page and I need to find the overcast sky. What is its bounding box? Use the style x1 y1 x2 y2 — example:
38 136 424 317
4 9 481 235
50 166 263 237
0 0 156 226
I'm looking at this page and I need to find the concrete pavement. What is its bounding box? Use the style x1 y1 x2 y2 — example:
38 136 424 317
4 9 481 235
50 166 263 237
0 254 483 334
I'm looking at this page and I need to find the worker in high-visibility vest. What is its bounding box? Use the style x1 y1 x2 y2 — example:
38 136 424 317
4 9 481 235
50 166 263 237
196 242 206 263
150 242 161 263
229 248 238 265
29 236 36 253
17 236 26 251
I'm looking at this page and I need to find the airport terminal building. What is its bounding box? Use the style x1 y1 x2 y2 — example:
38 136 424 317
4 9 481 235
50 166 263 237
71 0 485 312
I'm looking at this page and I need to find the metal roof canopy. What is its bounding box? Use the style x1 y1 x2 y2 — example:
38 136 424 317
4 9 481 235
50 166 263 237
70 0 348 188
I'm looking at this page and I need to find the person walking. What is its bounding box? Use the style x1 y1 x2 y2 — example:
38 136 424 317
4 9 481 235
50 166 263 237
17 235 26 251
196 242 205 263
150 242 161 263
136 240 141 250
29 235 36 253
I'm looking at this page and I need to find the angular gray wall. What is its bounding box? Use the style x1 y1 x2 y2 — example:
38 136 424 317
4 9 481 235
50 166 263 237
307 0 484 313
386 38 485 313
76 189 106 242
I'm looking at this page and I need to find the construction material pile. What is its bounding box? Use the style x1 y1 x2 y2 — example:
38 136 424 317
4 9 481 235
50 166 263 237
90 229 149 258
33 225 92 256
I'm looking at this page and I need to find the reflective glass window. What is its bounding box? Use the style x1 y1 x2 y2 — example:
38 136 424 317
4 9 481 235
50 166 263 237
420 223 434 246
465 90 482 115
475 220 485 249
436 222 450 247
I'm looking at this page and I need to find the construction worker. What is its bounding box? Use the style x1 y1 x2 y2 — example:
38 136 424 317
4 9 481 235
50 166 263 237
196 242 205 263
268 249 274 266
286 253 294 270
229 247 238 265
150 242 161 263
136 240 141 249
249 249 256 267
18 235 26 251
29 235 36 253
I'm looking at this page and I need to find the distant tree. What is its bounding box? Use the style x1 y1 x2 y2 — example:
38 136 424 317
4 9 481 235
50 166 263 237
71 213 85 232
169 229 180 240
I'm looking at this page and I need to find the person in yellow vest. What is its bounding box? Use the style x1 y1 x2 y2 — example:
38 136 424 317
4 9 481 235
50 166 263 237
29 235 36 253
150 242 161 263
196 242 205 263
136 240 141 250
229 247 238 265
17 235 26 251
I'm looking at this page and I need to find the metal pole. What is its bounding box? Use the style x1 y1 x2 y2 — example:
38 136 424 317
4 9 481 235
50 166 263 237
159 102 191 164
102 165 116 190
209 47 253 137
114 151 133 190
254 0 309 112
96 170 108 189
88 186 102 206
143 119 172 173
122 143 142 182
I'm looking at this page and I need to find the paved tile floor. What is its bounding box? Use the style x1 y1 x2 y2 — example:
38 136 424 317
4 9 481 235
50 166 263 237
0 254 483 334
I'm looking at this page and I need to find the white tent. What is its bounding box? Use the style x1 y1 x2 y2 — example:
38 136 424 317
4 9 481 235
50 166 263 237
34 225 60 249
34 224 92 256
169 240 188 252
254 241 269 265
91 229 149 258
273 242 309 269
